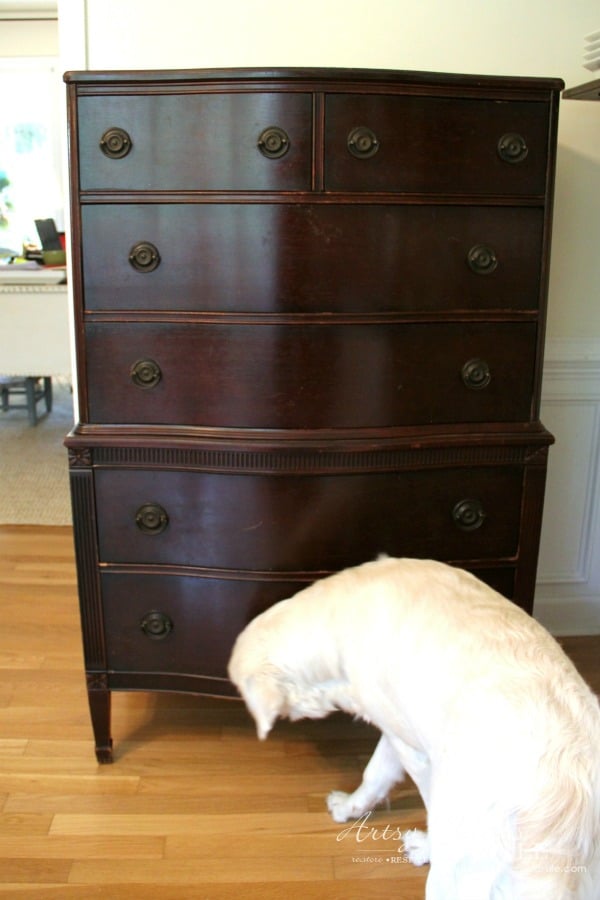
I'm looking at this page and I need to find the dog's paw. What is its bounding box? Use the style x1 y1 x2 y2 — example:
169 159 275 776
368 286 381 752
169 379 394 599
327 790 367 823
403 828 430 866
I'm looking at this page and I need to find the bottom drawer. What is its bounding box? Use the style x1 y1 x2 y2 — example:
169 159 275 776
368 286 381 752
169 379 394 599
102 572 307 679
101 566 516 682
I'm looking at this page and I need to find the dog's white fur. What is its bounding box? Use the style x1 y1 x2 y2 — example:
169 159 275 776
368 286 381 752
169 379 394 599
228 556 600 900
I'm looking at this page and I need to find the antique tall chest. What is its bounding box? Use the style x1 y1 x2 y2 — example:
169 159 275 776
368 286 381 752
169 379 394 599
64 68 562 762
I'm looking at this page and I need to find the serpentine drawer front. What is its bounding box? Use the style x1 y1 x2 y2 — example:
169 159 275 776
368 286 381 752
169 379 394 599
101 565 516 687
84 321 537 428
80 204 544 314
93 466 525 570
64 67 561 761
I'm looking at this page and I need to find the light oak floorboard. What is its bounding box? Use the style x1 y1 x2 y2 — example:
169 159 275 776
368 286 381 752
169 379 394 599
1 525 598 899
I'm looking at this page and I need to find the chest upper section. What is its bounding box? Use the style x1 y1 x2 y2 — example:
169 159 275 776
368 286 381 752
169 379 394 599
68 70 561 197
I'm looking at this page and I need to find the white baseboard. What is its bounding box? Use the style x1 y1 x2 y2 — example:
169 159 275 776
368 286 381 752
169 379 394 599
534 594 600 636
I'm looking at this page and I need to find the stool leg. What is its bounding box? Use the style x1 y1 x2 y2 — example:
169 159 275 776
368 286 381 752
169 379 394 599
25 377 37 426
43 377 53 413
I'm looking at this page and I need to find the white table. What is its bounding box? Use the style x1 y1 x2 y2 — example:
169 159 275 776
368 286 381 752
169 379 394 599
0 284 72 376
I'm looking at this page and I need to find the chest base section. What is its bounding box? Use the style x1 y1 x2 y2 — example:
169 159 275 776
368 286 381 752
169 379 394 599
67 425 552 762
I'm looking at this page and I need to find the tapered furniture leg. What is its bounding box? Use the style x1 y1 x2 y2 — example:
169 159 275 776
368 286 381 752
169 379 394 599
87 676 113 763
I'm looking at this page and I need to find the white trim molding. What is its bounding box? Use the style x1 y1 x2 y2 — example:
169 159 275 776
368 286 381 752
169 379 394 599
0 2 57 19
535 336 600 635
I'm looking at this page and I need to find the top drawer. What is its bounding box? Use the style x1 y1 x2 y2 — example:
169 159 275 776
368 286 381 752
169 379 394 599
75 88 551 196
76 92 313 191
324 94 550 195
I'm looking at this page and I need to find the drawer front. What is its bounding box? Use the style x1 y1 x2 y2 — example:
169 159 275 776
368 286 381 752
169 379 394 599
325 95 550 195
101 572 305 678
85 322 537 427
77 93 312 191
100 561 518 680
95 466 524 570
81 204 544 314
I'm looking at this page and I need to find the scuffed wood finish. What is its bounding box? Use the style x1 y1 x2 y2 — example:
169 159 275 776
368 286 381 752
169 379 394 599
65 68 562 761
0 525 598 897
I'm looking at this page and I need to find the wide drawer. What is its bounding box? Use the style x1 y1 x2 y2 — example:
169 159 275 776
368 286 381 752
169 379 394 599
81 204 544 314
101 564 517 680
76 92 312 191
324 94 550 195
95 466 524 569
85 321 537 427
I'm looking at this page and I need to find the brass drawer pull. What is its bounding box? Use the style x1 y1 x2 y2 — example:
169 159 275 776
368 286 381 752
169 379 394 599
347 126 380 159
99 127 132 159
497 132 528 164
135 503 169 535
140 611 173 640
467 244 498 275
128 241 161 273
452 498 486 531
257 126 290 159
461 358 491 391
130 358 162 390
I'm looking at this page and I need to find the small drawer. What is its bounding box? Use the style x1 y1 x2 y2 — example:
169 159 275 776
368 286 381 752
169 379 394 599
85 321 537 428
101 572 306 679
81 203 544 314
77 92 312 191
95 466 524 570
324 94 550 195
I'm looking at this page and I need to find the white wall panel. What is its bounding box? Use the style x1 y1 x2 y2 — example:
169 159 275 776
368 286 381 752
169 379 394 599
536 339 600 633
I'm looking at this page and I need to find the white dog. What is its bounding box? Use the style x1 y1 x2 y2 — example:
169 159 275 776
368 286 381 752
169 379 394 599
228 556 600 900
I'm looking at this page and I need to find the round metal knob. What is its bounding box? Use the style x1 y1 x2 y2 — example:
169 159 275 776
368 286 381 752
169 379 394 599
452 499 486 532
135 503 169 535
497 132 528 164
347 126 380 159
461 358 491 391
128 242 160 273
130 358 162 390
140 611 173 640
257 126 290 159
467 244 498 275
99 127 132 159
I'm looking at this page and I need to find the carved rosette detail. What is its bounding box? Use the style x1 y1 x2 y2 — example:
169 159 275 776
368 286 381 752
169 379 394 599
87 672 109 691
68 447 93 468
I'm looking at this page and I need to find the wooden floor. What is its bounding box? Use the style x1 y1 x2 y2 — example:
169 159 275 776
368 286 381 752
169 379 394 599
1 526 599 899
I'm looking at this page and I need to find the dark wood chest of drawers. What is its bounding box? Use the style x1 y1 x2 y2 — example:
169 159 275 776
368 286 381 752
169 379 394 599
64 67 562 762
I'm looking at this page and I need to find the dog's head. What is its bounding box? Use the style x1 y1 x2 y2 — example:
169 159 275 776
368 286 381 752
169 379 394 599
228 614 344 740
228 628 289 740
232 665 287 740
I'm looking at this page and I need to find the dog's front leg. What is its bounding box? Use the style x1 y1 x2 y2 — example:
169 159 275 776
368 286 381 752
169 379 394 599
327 733 405 823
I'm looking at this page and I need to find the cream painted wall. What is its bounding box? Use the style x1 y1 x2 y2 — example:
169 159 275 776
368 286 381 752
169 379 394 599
0 19 58 55
59 0 600 341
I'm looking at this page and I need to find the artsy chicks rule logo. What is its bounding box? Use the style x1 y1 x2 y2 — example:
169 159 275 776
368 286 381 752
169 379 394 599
335 811 412 865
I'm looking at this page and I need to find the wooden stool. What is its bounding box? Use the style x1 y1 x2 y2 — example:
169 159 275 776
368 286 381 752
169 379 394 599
0 376 53 426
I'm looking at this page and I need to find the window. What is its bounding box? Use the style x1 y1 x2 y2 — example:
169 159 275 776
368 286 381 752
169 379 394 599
0 57 64 255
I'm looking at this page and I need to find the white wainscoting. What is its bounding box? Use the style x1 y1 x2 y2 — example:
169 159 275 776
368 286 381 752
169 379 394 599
535 337 600 635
